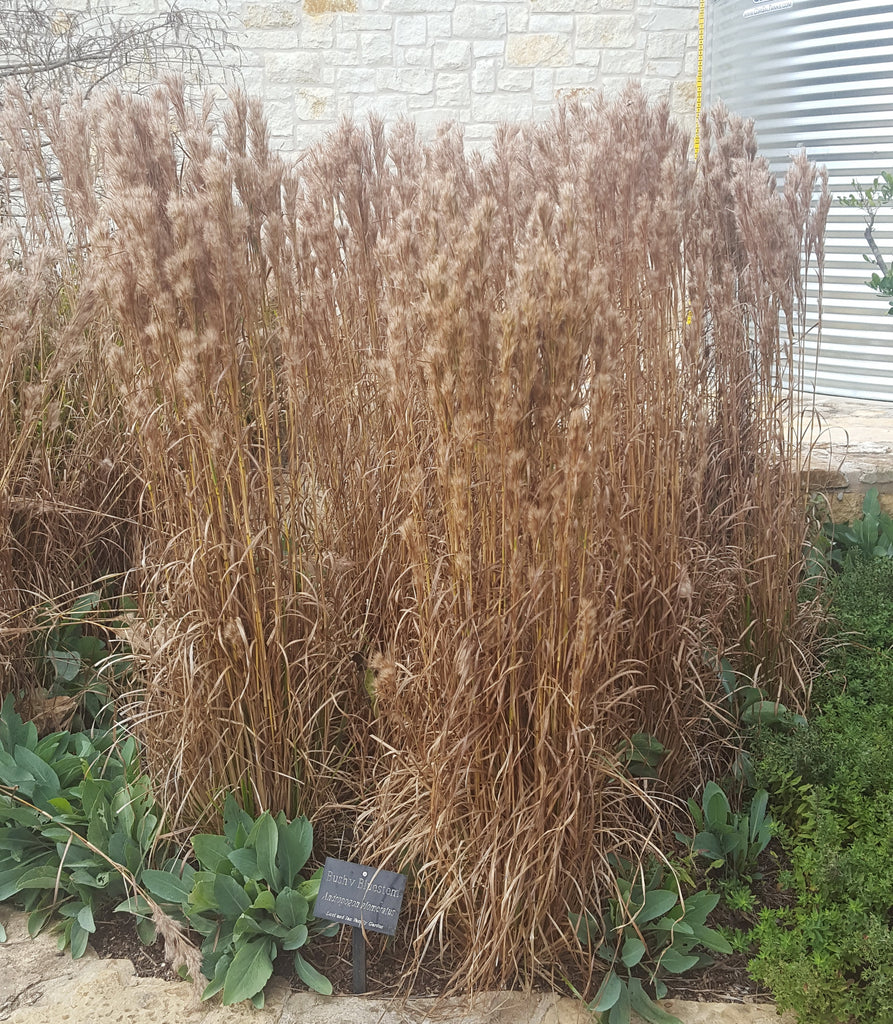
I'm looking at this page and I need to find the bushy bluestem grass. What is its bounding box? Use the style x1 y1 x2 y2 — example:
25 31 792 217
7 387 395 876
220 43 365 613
0 80 828 990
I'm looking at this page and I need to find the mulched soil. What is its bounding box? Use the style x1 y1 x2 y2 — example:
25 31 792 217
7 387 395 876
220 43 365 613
88 843 792 1004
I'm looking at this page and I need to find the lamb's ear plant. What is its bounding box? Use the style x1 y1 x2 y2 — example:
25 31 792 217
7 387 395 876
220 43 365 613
569 857 731 1024
139 794 335 1007
0 694 162 955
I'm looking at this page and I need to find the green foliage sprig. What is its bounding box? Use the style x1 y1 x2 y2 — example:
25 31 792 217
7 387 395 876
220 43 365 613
841 172 893 314
569 857 731 1024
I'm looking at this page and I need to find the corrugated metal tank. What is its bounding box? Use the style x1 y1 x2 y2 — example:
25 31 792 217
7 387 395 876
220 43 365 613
705 0 893 400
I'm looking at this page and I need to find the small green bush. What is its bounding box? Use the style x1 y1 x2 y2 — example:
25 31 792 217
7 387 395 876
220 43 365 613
751 552 893 1023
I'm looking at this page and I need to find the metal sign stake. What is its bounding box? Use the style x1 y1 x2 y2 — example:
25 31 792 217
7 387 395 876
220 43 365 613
352 926 366 994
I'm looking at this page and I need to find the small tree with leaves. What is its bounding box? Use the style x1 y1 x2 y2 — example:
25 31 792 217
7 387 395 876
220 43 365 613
842 171 893 315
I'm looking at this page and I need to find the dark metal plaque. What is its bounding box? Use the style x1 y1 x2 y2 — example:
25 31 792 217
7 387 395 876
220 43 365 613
314 857 406 936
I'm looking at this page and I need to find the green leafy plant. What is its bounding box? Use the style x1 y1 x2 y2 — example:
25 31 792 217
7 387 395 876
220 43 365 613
139 794 335 1008
675 782 772 880
0 694 161 955
822 488 893 570
30 592 134 728
841 172 893 314
569 857 731 1024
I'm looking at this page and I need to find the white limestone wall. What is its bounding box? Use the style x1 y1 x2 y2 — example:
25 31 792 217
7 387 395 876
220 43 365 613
240 0 700 149
61 0 701 151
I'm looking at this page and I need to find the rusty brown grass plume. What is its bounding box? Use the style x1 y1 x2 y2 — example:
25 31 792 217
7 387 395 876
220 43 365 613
0 79 829 991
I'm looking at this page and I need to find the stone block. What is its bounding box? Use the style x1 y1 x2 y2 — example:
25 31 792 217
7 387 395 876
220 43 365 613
265 50 326 84
383 0 451 10
506 33 571 66
860 470 893 485
573 48 602 68
532 67 556 101
473 39 505 56
670 78 697 115
428 13 453 35
601 48 645 73
303 0 357 12
576 13 638 48
497 67 534 90
645 57 684 78
531 0 593 10
453 3 508 38
472 57 498 92
506 3 530 31
436 71 472 105
295 86 336 119
528 12 574 32
645 30 689 58
377 66 435 93
336 65 378 91
395 14 426 43
637 7 698 31
242 3 300 27
434 39 472 69
399 45 434 66
361 30 392 63
301 15 336 45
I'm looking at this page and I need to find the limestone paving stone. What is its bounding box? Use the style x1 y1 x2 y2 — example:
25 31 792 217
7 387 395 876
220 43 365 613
1 908 797 1024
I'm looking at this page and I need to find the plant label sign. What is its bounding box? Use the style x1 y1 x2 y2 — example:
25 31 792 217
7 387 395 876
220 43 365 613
315 857 406 936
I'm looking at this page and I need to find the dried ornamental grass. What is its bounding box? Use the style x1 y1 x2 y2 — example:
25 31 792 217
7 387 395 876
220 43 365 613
0 81 828 991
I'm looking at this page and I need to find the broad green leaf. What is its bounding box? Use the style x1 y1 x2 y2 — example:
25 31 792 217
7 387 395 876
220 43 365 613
200 953 231 1001
192 834 232 873
248 813 280 889
77 904 95 933
589 970 622 1012
687 921 732 954
214 873 251 919
27 907 53 937
223 794 254 844
275 888 309 929
70 920 90 959
678 890 718 927
0 920 5 942
620 935 646 968
251 889 275 912
657 947 700 974
69 592 101 620
137 918 156 946
702 782 729 830
608 979 631 1024
49 649 81 683
142 868 193 905
114 893 153 917
691 831 724 863
276 816 313 888
228 847 261 880
627 978 684 1024
749 791 770 843
282 923 308 950
221 938 274 1005
635 888 678 924
294 951 333 995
